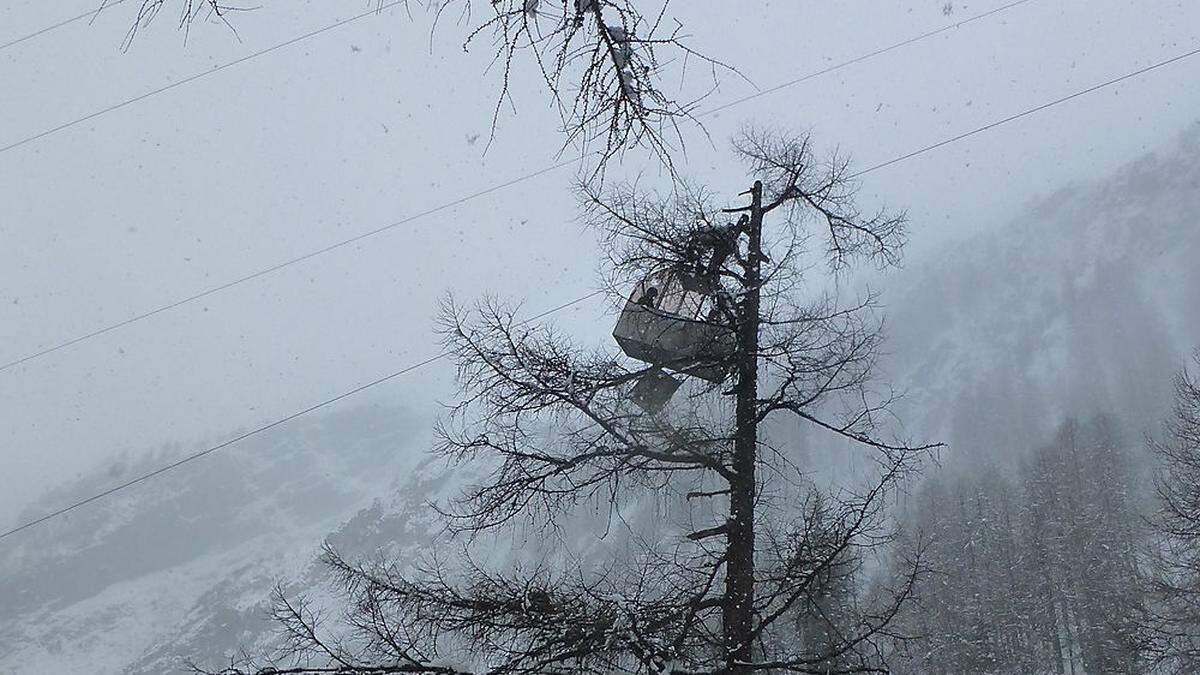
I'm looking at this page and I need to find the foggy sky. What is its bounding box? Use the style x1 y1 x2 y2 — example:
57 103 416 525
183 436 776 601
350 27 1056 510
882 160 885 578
3 0 1200 530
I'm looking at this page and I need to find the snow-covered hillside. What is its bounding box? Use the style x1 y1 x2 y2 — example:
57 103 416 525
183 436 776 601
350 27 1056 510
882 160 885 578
883 122 1200 460
0 404 442 674
2 123 1199 674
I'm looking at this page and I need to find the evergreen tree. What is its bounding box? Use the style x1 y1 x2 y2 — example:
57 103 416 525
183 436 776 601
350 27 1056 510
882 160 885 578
889 417 1143 674
1144 354 1200 672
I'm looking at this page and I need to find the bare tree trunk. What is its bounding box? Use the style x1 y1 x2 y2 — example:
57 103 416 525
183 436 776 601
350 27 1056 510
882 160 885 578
208 133 932 675
725 180 764 672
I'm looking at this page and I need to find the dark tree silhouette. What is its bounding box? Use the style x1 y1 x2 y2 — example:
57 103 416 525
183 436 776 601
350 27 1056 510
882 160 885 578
124 0 738 170
1144 352 1200 672
199 129 937 675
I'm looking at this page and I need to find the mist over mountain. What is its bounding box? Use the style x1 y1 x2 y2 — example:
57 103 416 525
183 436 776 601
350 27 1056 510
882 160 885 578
884 121 1200 464
0 404 433 674
3 123 1198 674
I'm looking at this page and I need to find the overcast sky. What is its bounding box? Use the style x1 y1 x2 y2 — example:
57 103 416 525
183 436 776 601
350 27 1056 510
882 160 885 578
3 0 1199 529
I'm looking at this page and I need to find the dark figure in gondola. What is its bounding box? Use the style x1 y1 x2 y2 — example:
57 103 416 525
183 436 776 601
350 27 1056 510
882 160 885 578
705 291 732 325
636 286 659 309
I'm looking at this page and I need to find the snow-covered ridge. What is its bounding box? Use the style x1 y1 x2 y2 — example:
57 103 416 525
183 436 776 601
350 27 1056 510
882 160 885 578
882 121 1200 458
0 403 436 674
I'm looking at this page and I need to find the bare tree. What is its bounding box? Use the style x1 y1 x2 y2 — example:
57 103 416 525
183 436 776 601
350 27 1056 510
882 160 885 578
198 128 937 675
1143 352 1200 673
123 0 739 171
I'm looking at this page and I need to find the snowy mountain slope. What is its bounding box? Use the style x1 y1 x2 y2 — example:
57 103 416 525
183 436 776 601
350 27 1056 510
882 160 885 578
0 404 433 674
0 402 683 674
129 453 701 673
124 452 469 674
882 121 1200 460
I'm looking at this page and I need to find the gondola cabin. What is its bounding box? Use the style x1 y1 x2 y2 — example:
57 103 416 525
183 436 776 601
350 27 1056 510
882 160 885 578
613 268 736 384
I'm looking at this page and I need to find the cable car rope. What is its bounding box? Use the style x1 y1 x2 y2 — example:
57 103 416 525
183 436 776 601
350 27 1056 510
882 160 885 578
6 41 1200 540
0 0 132 53
0 0 410 156
0 289 603 543
5 5 1199 542
0 0 1037 152
0 0 1038 374
0 158 574 373
851 44 1200 177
